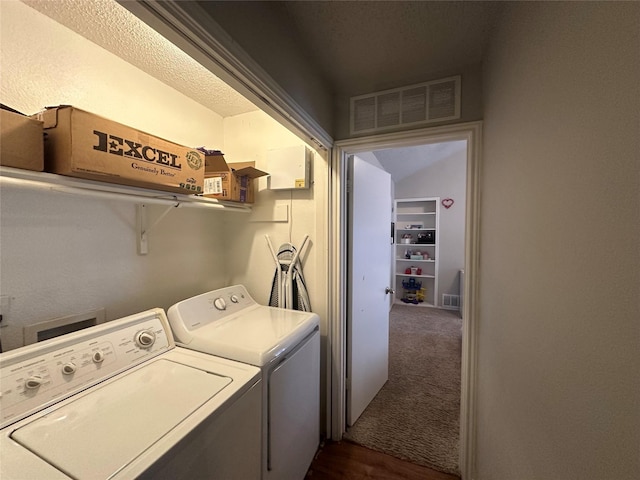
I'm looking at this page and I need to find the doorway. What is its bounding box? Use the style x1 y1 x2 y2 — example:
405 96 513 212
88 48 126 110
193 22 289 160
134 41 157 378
346 141 466 475
328 122 482 479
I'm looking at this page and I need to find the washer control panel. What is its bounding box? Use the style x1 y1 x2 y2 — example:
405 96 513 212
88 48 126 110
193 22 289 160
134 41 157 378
168 285 257 333
0 309 172 429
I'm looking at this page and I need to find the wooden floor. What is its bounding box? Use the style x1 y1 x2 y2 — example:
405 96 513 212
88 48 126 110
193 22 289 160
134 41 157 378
305 441 460 480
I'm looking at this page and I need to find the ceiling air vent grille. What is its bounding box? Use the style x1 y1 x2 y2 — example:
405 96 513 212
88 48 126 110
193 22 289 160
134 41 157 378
350 76 460 135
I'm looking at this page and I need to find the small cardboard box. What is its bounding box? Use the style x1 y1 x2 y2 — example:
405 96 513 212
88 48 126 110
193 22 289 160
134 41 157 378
202 150 268 203
34 106 204 194
1 107 44 171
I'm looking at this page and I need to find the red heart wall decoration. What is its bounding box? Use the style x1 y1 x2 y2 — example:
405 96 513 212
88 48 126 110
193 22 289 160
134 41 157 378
442 198 454 209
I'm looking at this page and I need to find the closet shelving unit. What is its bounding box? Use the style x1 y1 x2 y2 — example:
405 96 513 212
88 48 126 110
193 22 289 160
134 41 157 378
394 197 439 307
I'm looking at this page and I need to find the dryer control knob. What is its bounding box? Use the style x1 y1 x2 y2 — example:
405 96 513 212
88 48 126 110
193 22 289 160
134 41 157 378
230 294 240 304
213 297 227 310
135 330 156 349
62 363 77 375
92 351 105 363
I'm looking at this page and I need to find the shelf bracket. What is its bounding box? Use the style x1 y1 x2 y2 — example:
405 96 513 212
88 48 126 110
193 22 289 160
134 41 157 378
136 202 179 255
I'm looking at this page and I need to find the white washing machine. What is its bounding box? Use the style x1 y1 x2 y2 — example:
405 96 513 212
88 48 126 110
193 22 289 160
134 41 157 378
167 285 320 480
0 308 262 480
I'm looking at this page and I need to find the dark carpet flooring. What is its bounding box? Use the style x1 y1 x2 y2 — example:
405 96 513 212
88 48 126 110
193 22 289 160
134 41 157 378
344 305 462 476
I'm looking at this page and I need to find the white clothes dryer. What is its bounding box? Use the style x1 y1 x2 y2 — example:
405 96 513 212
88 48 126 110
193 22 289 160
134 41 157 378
0 308 262 480
167 285 320 480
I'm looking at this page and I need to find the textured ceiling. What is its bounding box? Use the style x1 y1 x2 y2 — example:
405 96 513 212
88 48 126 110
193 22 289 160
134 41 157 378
21 0 500 117
21 0 257 118
259 1 499 95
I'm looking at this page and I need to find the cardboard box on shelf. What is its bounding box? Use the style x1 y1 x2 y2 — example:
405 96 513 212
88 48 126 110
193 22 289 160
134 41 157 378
1 107 44 171
202 150 268 203
33 105 204 194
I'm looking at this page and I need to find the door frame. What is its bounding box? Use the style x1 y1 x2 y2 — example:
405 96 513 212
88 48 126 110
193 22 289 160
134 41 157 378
328 121 482 479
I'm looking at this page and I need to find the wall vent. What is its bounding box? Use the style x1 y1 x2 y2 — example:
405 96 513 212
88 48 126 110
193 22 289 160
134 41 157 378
442 294 461 310
350 76 461 135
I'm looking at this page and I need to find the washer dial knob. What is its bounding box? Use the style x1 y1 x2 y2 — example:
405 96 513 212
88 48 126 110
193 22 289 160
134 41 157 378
135 330 156 348
213 297 227 311
230 294 240 304
25 375 43 389
62 363 77 375
92 351 105 364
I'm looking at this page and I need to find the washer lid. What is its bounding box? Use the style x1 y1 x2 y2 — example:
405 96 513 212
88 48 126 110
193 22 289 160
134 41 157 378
10 359 231 479
183 306 319 366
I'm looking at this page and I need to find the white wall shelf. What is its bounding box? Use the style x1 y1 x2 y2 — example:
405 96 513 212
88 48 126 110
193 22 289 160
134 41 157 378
396 228 436 231
396 259 436 263
1 166 251 255
396 273 435 279
396 213 436 217
0 166 252 212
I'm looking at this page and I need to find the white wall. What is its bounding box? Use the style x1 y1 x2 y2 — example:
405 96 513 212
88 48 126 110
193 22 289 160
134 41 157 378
221 111 327 324
0 1 230 349
356 151 385 171
0 1 223 147
478 2 640 479
0 2 326 357
395 147 466 304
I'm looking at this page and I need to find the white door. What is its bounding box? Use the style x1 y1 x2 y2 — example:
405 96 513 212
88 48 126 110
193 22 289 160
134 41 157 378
347 155 392 426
